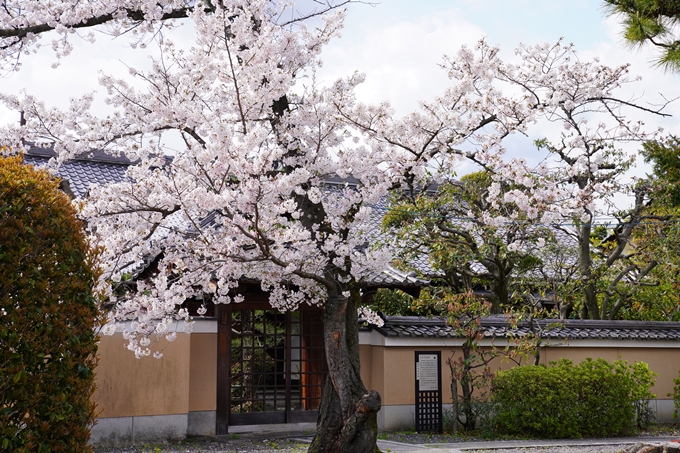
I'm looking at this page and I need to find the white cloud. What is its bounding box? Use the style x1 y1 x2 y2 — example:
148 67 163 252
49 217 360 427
0 22 196 127
317 9 485 116
3 3 679 206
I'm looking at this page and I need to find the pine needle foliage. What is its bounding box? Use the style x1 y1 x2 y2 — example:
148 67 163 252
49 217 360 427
604 0 680 72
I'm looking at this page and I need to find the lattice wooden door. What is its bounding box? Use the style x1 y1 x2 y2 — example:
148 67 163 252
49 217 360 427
216 303 327 433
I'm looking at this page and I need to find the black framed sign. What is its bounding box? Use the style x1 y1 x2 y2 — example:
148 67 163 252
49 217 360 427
415 351 443 433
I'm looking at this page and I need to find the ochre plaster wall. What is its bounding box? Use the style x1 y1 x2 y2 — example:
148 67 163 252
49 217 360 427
543 346 680 399
366 344 680 407
370 346 386 399
189 333 217 412
94 331 680 420
359 344 373 391
618 348 679 398
385 348 413 404
376 346 516 405
94 333 191 418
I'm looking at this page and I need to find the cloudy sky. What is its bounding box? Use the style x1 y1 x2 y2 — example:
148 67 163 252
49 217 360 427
2 0 679 180
320 1 680 181
316 0 680 121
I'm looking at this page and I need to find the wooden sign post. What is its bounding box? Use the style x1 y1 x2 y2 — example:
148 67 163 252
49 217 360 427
415 351 443 433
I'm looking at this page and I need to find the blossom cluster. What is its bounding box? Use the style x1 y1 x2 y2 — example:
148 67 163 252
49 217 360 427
0 1 668 356
357 306 384 327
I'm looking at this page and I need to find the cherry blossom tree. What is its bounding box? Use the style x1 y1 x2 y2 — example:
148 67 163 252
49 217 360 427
0 3 671 451
2 2 390 451
342 40 670 320
495 42 671 320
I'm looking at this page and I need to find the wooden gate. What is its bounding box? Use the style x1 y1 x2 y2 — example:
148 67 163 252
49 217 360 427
216 303 327 433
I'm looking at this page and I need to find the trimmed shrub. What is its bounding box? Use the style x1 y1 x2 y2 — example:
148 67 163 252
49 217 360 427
672 373 680 419
0 155 100 453
492 358 656 438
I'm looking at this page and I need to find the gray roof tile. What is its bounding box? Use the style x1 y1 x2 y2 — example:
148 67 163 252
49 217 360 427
372 315 680 341
20 146 578 291
24 146 130 198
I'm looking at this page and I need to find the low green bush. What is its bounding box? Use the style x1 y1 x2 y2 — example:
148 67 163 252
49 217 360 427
672 373 680 419
491 358 656 438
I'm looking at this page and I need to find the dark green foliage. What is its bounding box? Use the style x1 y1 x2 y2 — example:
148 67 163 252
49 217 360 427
369 288 418 316
671 372 680 419
618 136 680 321
369 287 448 317
0 155 100 453
492 359 657 438
604 0 680 72
642 135 680 207
382 171 550 314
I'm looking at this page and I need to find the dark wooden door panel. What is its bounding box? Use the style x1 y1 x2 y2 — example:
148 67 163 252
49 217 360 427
216 302 326 431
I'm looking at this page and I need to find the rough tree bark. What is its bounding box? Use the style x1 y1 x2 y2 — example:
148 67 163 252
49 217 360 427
309 293 381 453
489 261 510 315
578 220 601 320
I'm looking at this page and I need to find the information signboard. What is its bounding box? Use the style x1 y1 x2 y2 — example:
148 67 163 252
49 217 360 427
415 351 442 433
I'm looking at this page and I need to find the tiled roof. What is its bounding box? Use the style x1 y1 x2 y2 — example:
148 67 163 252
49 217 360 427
371 315 680 341
20 145 576 290
24 145 131 198
20 146 431 287
365 265 429 288
365 193 441 278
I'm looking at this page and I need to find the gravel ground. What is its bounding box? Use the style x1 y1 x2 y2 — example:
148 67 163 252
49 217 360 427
94 430 680 453
94 436 310 453
92 440 660 453
378 432 636 452
463 447 629 453
92 441 653 453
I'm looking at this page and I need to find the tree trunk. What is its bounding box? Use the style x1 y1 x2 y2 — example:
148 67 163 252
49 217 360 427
308 294 381 453
458 340 475 430
451 379 458 434
578 222 600 319
491 269 509 314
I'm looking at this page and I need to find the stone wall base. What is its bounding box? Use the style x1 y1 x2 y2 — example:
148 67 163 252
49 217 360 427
91 399 678 446
377 400 678 432
91 414 187 447
187 411 216 436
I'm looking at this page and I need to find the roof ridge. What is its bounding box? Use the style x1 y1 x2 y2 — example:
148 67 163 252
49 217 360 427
375 315 680 340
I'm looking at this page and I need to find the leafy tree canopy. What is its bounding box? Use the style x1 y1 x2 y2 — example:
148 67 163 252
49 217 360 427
641 135 680 207
383 171 550 314
621 136 680 320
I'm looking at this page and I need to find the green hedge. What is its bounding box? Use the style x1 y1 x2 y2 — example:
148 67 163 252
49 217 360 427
491 358 656 438
672 373 680 419
0 155 100 453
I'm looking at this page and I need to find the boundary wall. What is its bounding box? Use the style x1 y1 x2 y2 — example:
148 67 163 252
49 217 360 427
91 319 680 445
